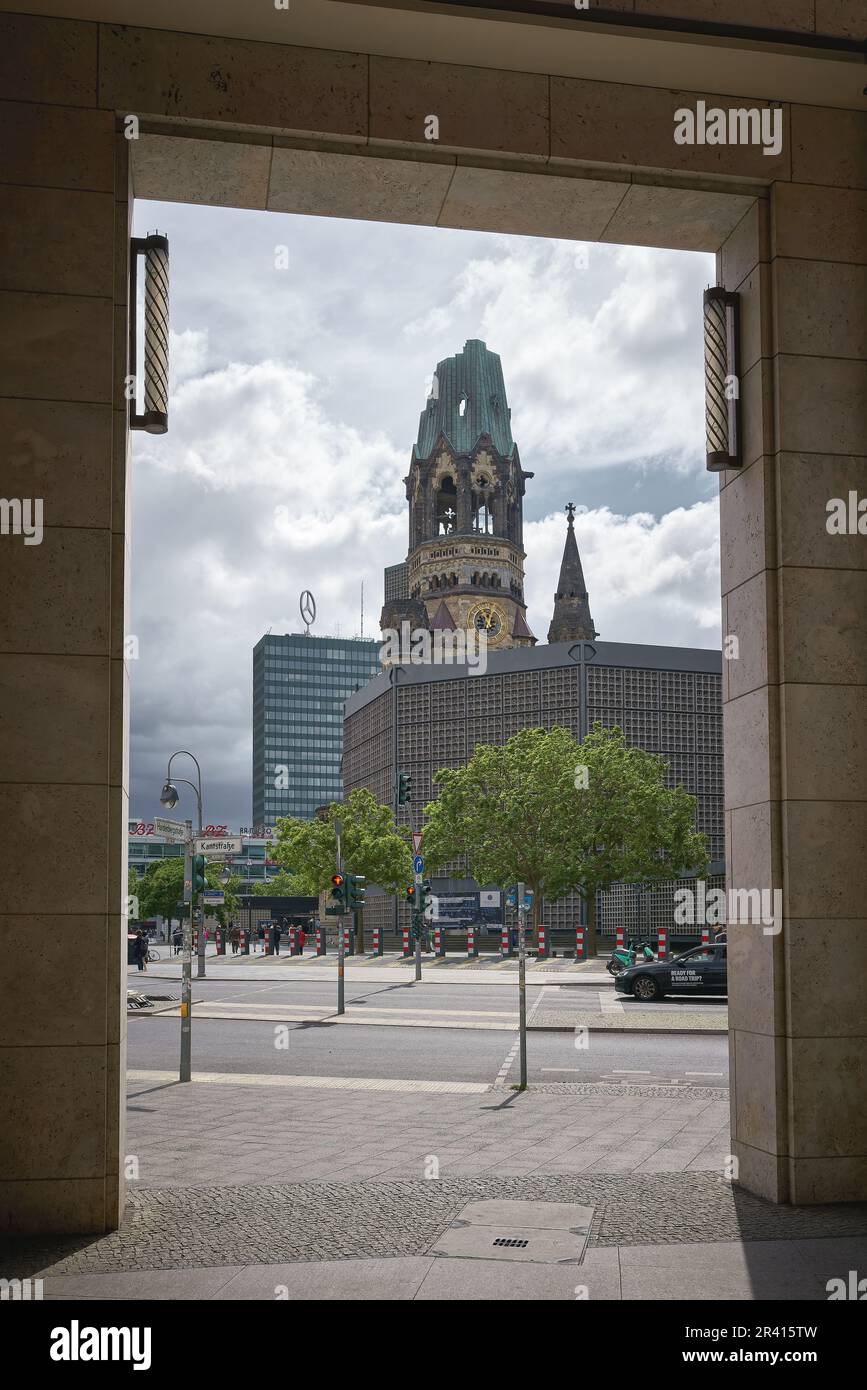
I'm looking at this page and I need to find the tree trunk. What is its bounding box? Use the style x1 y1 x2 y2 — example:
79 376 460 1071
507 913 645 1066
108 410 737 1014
586 892 598 959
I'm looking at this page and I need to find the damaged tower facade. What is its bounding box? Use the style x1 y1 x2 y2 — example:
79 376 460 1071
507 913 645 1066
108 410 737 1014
381 339 536 649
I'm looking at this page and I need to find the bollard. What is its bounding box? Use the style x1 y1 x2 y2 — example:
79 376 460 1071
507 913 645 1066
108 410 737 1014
240 927 248 955
192 929 198 954
216 928 225 956
289 926 297 956
402 926 412 958
500 924 512 959
537 924 548 959
372 924 383 957
316 924 326 957
701 925 711 946
434 926 445 958
343 923 352 957
575 926 585 961
615 925 625 951
264 923 272 955
466 924 477 959
658 926 668 961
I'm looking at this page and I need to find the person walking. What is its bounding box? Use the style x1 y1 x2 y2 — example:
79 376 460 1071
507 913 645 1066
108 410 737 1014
172 926 182 956
229 924 240 954
133 928 148 973
272 923 281 956
297 925 306 957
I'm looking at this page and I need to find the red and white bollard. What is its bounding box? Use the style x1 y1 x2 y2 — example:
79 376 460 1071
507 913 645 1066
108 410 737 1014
701 925 711 946
192 929 198 953
342 923 351 956
658 926 668 960
216 928 225 955
466 925 477 959
615 925 625 951
575 926 585 961
402 925 412 958
372 924 382 956
316 923 326 957
240 927 248 954
289 926 297 956
434 925 445 957
537 923 548 959
501 924 511 958
264 924 272 955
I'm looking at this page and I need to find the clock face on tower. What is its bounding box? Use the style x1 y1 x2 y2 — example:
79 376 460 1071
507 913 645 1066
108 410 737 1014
468 601 506 646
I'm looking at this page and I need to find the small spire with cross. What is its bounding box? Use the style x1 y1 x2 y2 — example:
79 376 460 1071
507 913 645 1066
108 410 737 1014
566 502 576 525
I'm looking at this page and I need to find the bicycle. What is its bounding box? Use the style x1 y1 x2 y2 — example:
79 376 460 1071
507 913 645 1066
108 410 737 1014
146 947 161 962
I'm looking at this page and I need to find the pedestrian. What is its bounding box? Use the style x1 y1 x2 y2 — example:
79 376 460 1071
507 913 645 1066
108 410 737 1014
298 925 306 957
133 928 148 973
229 924 240 955
272 923 281 956
172 926 182 956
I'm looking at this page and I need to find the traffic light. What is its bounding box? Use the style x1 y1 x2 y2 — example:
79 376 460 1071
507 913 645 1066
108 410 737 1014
406 884 417 904
347 874 366 910
192 855 209 892
397 771 412 806
325 872 346 916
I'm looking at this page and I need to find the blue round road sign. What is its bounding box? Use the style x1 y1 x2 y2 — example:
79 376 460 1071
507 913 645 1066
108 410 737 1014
413 854 424 875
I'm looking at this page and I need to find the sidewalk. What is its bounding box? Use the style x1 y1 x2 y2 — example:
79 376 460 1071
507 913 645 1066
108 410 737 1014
136 951 612 987
4 1072 867 1301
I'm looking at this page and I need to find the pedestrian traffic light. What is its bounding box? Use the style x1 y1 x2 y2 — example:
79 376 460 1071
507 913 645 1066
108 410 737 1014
192 855 208 892
406 884 416 904
397 771 412 805
325 872 346 915
347 874 366 910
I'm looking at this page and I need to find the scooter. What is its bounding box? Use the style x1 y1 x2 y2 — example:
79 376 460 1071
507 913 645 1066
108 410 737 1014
606 939 657 975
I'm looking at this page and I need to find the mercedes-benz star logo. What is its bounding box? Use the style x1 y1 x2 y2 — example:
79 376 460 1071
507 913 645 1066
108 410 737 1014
300 590 316 633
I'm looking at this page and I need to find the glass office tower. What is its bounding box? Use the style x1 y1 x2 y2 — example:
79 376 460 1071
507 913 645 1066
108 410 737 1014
252 632 381 827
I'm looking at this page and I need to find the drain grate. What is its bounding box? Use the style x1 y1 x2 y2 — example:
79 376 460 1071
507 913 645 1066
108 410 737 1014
492 1237 529 1248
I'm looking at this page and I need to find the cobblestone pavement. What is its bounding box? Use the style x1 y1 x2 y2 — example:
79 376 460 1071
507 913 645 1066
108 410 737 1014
5 1174 867 1280
124 1073 731 1188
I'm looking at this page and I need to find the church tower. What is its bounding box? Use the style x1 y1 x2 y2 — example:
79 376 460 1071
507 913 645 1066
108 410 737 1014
548 503 597 643
381 340 535 649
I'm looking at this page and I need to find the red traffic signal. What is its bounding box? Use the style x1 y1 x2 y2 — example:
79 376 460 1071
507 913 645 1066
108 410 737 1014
406 885 416 902
332 873 345 888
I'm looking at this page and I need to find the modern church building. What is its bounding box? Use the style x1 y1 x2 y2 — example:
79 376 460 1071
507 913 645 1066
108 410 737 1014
344 340 724 946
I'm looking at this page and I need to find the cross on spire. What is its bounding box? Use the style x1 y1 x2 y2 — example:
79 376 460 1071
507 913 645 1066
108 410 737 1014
566 502 576 525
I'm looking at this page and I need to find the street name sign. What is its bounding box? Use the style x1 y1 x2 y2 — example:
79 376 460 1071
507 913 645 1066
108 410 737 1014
154 816 188 842
194 836 242 857
203 889 225 906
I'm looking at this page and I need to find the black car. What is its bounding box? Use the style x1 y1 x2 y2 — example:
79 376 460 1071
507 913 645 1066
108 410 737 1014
614 943 727 1002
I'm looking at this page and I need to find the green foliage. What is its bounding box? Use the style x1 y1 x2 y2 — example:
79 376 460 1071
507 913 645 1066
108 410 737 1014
270 788 413 896
252 868 314 897
423 723 707 954
137 856 186 925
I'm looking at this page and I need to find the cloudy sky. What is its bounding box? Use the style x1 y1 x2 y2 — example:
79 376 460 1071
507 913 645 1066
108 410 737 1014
130 200 721 829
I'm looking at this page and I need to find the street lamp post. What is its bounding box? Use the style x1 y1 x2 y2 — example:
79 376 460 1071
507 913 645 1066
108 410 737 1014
160 751 204 1083
568 642 596 954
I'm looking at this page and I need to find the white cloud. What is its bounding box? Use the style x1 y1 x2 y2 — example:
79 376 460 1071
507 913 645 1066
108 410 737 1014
525 500 721 648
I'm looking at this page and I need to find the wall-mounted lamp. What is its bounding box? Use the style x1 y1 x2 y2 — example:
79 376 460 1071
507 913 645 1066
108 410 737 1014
129 232 169 434
703 286 740 471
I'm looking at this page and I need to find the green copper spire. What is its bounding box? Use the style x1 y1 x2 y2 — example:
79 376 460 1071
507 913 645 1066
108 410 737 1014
414 339 515 459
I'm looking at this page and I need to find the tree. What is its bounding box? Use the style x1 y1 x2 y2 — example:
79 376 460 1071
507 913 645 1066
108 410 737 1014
270 789 413 950
422 724 707 957
252 868 313 897
137 858 187 933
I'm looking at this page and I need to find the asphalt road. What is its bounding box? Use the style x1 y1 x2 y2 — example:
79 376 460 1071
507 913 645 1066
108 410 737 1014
129 1012 729 1087
128 971 729 1016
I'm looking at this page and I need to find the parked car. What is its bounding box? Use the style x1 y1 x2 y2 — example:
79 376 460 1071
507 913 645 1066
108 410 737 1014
614 943 727 1002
